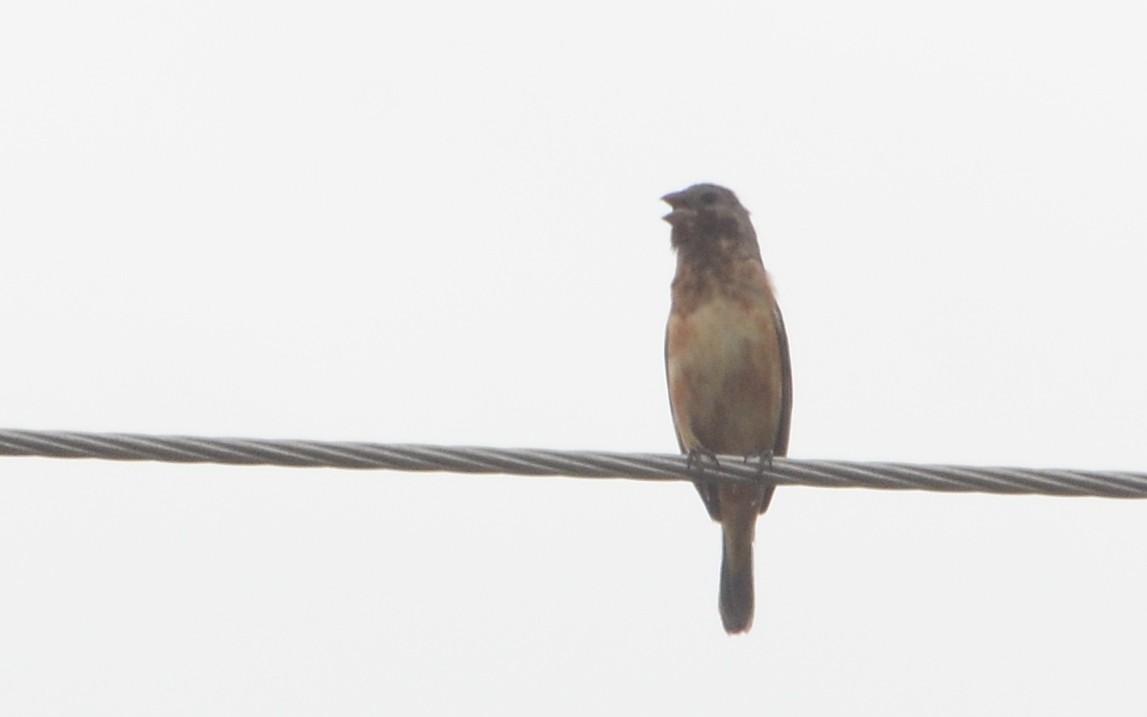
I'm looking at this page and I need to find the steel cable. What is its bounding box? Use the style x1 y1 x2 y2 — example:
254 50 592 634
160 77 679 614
1 429 1145 498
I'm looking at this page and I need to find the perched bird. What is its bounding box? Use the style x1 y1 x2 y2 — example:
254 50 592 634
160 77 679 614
662 183 792 634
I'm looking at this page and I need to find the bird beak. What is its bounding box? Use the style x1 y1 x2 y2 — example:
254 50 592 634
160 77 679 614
661 191 690 225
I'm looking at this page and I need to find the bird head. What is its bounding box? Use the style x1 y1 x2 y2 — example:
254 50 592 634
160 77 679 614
661 183 757 251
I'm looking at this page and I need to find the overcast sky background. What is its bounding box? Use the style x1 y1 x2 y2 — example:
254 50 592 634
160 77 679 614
3 1 1147 714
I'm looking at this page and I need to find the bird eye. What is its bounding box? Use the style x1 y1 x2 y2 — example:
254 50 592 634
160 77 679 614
700 191 718 205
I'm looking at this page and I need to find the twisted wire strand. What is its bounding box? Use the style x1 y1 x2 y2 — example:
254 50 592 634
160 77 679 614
0 428 1145 498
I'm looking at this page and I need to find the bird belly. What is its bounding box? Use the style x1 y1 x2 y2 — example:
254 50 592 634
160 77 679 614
666 296 784 456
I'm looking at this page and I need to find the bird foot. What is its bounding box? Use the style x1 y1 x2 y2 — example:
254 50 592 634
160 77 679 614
686 448 721 473
742 450 775 475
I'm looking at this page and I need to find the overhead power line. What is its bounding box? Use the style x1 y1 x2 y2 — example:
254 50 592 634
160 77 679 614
1 429 1144 498
0 426 1142 500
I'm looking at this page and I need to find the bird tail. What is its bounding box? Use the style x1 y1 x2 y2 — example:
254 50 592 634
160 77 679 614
719 518 756 634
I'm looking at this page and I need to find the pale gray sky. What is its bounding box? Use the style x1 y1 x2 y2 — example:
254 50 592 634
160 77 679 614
2 1 1147 714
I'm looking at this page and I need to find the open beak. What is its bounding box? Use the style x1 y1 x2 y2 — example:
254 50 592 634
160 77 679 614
661 191 691 224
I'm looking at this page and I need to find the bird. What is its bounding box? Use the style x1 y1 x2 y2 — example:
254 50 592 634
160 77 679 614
662 183 792 634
